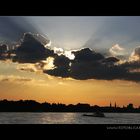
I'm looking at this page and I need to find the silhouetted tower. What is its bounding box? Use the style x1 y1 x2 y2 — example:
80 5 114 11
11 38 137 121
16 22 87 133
110 102 112 108
115 102 116 108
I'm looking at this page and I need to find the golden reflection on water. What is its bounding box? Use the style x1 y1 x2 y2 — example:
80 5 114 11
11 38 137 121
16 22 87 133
40 113 77 124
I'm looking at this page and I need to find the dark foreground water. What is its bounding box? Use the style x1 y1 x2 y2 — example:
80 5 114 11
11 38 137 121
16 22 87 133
0 113 140 124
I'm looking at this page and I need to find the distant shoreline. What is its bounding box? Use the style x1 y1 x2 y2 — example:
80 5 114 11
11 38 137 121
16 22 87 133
0 99 139 113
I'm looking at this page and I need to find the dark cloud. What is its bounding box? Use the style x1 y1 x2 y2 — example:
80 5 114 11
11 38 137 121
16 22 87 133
53 55 70 68
70 60 127 80
119 61 140 72
43 55 70 77
72 48 104 62
44 67 70 78
29 33 50 46
44 47 140 82
0 44 8 55
0 44 8 53
102 57 120 64
125 72 140 82
13 33 55 63
0 29 140 82
0 44 10 60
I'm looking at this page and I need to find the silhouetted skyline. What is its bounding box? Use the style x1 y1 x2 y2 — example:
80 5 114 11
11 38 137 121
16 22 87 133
0 99 139 113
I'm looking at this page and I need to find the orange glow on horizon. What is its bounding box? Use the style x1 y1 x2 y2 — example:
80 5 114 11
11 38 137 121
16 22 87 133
0 77 140 108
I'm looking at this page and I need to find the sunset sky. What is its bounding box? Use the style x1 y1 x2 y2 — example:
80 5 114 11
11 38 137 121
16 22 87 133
0 16 140 107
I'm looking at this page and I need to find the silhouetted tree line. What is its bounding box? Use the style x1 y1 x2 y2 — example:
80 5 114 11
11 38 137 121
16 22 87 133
0 99 140 112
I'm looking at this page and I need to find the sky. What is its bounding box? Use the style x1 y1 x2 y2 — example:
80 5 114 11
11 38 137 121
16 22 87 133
29 16 140 53
0 16 140 107
1 16 140 50
0 61 140 107
27 16 140 50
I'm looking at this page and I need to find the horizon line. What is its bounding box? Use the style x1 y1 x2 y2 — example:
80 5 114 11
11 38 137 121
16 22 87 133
0 99 138 109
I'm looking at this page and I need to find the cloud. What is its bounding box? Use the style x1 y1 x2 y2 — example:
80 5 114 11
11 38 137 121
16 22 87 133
70 60 127 80
33 34 50 46
43 47 140 82
16 58 55 73
43 55 70 78
109 44 125 56
0 30 140 83
102 57 120 64
17 64 39 72
69 57 140 82
53 47 75 60
0 44 10 60
72 48 104 62
0 74 50 87
44 67 70 78
129 46 140 61
43 48 106 78
64 50 75 60
53 47 64 55
119 60 140 78
53 55 70 68
13 32 55 63
0 75 32 83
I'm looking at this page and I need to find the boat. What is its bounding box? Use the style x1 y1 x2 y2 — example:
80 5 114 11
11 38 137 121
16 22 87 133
83 112 105 118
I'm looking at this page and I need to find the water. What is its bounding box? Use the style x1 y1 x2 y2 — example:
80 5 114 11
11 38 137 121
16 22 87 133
0 112 140 124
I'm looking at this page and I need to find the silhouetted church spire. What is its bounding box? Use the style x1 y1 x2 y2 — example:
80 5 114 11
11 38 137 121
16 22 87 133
110 102 112 108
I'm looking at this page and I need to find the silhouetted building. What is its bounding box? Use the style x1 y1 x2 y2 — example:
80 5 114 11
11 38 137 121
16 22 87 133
127 103 134 109
123 105 125 108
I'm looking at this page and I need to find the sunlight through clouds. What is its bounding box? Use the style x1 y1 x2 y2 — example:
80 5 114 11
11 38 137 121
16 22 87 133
109 44 125 56
1 16 140 107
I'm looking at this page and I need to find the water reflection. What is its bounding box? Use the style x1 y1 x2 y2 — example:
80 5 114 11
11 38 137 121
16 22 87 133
0 113 140 124
40 113 77 124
